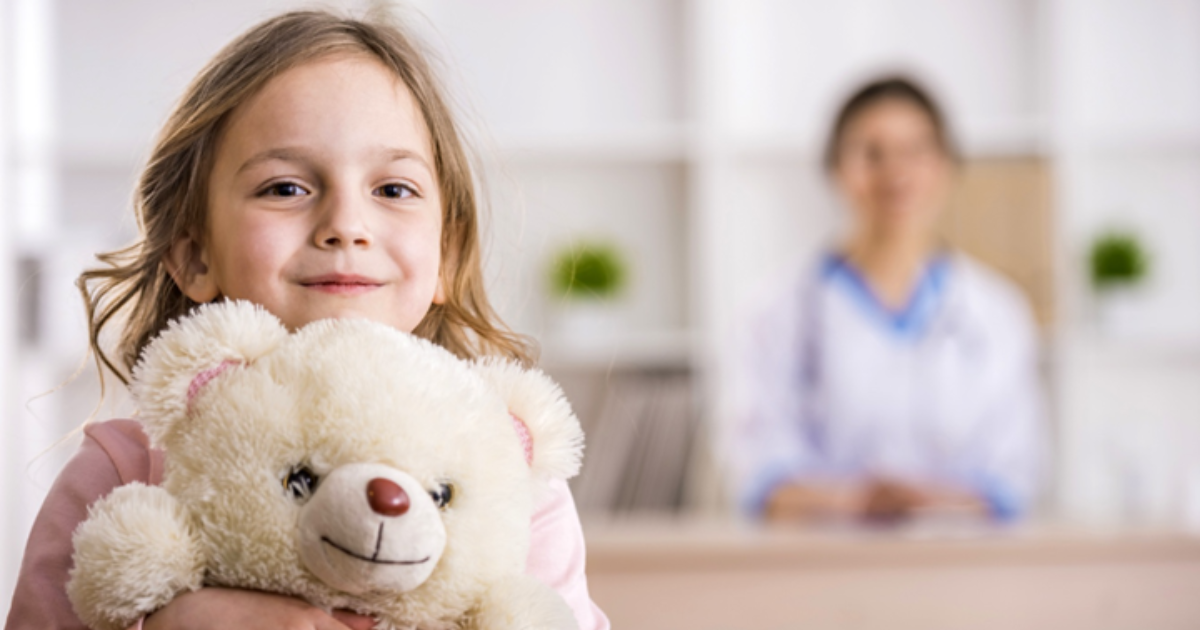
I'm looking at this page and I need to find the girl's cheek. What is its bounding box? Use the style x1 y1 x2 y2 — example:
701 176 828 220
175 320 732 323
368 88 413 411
409 229 444 288
392 209 443 273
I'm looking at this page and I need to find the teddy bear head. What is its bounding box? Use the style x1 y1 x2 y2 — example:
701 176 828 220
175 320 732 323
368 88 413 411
128 300 583 621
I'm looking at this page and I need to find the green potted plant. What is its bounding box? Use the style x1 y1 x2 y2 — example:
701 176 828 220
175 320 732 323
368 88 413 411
549 241 626 301
1090 231 1148 290
1088 229 1150 334
546 241 628 345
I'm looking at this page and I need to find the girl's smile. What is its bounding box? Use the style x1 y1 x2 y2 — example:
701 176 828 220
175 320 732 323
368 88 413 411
299 273 386 296
168 54 445 333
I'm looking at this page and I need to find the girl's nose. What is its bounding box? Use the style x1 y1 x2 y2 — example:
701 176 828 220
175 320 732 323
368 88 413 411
366 478 410 516
315 193 373 249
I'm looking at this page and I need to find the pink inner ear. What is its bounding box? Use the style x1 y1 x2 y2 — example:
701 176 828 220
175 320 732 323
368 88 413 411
186 360 241 413
510 414 534 467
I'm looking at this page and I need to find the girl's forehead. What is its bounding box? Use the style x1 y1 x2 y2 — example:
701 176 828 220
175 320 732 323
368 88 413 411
215 54 433 168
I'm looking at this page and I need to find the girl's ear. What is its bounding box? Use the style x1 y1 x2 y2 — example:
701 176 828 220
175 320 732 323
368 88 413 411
165 234 220 303
432 274 446 305
130 300 288 447
471 358 584 483
432 254 450 305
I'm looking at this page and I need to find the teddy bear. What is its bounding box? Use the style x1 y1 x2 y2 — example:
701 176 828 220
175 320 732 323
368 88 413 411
66 300 584 630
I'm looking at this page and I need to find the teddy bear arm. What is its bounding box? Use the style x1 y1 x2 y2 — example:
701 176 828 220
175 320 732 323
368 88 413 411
465 575 579 630
67 482 205 630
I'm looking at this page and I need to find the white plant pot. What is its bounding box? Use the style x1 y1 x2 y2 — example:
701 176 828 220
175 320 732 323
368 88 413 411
1094 285 1146 337
549 299 622 350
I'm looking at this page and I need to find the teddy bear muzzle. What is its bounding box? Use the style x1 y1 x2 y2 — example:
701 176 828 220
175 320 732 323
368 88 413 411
297 463 446 595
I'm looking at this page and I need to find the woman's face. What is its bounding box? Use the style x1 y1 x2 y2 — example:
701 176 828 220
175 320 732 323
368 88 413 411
832 98 953 245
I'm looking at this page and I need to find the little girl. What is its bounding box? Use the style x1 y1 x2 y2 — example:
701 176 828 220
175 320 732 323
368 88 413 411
5 10 608 630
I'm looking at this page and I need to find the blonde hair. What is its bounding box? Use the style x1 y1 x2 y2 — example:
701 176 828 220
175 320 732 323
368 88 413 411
78 9 533 385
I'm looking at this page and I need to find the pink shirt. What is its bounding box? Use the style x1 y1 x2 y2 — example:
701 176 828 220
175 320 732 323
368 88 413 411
5 420 609 630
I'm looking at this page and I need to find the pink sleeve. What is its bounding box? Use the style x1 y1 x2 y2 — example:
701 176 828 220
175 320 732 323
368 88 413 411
525 479 610 630
4 421 158 630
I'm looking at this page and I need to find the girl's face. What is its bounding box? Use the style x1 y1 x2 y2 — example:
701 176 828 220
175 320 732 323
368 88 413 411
833 98 952 245
171 54 444 332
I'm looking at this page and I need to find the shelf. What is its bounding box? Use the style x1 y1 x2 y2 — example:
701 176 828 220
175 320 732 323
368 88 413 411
958 118 1049 156
727 117 1049 160
1057 332 1200 368
1071 126 1200 156
725 131 817 161
494 123 691 163
11 142 146 171
537 328 693 370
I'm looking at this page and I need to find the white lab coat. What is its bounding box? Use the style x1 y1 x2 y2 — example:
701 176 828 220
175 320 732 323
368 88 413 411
729 251 1044 519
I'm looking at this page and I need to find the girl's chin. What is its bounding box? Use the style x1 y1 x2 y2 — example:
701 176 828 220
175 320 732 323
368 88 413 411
285 305 426 334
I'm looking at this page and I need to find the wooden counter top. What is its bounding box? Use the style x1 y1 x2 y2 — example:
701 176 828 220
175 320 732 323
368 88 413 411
583 516 1200 570
581 516 1200 630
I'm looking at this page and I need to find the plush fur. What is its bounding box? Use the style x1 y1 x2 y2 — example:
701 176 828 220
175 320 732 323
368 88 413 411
67 301 583 630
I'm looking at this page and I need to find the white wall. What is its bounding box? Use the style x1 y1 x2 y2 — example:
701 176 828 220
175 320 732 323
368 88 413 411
0 0 14 617
2 0 56 618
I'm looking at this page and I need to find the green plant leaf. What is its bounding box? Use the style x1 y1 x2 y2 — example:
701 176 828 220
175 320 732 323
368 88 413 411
1089 231 1148 289
549 242 627 299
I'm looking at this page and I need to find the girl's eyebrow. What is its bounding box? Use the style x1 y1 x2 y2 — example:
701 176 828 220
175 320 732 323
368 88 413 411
378 147 433 174
236 146 433 176
236 147 309 175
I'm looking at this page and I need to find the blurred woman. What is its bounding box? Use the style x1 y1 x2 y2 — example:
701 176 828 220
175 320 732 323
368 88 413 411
731 77 1043 523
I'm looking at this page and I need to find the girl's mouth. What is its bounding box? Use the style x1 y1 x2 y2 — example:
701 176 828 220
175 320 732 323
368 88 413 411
300 274 384 295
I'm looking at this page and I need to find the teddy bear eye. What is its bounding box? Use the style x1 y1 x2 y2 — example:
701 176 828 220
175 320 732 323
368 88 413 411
429 483 453 509
284 466 319 500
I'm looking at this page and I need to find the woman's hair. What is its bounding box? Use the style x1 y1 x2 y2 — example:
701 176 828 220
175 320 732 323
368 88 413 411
822 76 958 171
78 9 533 385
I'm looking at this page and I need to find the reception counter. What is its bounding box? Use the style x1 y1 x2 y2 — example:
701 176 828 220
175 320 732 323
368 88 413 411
582 517 1200 630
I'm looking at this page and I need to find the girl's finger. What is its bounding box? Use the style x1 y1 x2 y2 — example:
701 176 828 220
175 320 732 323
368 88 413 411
331 610 376 630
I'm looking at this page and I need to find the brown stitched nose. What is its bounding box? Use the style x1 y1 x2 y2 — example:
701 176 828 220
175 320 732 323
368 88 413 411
367 478 409 516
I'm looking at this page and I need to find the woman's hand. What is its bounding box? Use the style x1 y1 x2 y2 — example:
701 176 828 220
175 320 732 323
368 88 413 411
765 478 987 524
763 482 861 522
859 478 929 522
143 587 375 630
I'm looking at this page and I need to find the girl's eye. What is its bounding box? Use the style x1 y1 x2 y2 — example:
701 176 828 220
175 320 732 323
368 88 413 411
429 483 453 509
376 183 416 200
284 466 319 500
262 182 308 198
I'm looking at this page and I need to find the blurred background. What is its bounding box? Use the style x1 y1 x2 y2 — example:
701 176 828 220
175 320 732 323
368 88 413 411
2 0 1199 627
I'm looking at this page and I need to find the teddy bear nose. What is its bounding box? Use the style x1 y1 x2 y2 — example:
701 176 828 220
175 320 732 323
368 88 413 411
366 478 410 517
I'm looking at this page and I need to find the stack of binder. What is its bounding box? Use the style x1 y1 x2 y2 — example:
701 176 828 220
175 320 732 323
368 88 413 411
571 371 695 514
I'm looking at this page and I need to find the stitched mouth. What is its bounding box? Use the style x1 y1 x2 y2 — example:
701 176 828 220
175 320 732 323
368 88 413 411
320 523 430 566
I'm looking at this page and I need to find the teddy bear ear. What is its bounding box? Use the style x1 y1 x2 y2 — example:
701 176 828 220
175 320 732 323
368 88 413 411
471 358 584 483
130 300 288 446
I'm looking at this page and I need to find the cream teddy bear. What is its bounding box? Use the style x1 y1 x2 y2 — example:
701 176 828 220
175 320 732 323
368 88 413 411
67 301 583 630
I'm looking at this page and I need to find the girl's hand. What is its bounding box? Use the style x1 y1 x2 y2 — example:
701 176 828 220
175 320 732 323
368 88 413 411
331 610 376 630
143 587 375 630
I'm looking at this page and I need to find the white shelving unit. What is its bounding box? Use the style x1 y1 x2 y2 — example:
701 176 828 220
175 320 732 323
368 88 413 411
1045 0 1200 524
